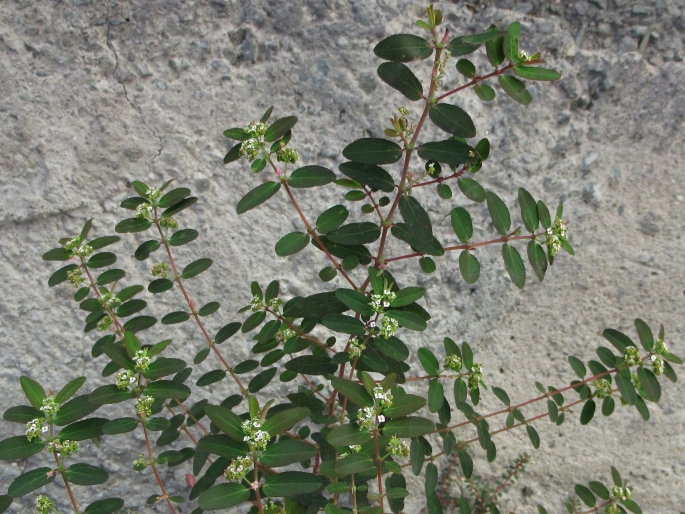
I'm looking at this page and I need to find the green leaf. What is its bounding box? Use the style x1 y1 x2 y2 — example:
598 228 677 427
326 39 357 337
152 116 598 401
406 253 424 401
498 75 532 105
527 241 547 282
3 405 44 424
134 240 160 261
611 466 622 487
601 396 615 416
502 243 525 288
634 318 654 351
391 224 444 256
450 207 473 243
260 439 317 467
116 299 147 318
568 356 586 378
223 127 251 140
457 178 486 202
376 336 410 361
248 368 277 393
602 329 636 353
169 229 199 247
383 417 434 438
87 236 121 251
102 417 137 435
275 232 310 257
428 104 476 138
215 322 241 344
329 377 374 408
622 499 643 514
181 258 212 279
161 196 197 217
390 287 425 307
158 187 190 208
327 424 371 446
198 483 250 510
459 251 480 284
263 472 322 497
83 498 125 514
42 247 72 261
473 84 496 102
457 450 473 478
198 302 220 316
492 387 511 406
148 278 173 294
339 162 395 193
64 463 109 486
615 373 637 406
486 192 511 235
637 367 661 402
456 58 475 78
373 34 433 62
8 468 55 498
283 291 348 318
0 436 44 460
537 200 551 229
161 311 190 325
87 252 117 268
197 435 249 459
20 376 45 410
399 195 433 246
55 395 100 425
224 142 242 164
517 188 539 232
574 484 596 507
580 399 596 425
96 269 125 286
515 66 561 81
58 417 108 441
205 405 244 441
236 181 281 214
503 21 520 61
384 394 426 418
385 310 427 331
196 370 226 387
115 218 151 233
144 380 191 401
48 264 79 287
265 116 298 142
336 453 374 475
526 425 540 448
285 355 337 376
326 222 381 245
417 140 475 166
437 183 452 199
289 165 336 188
428 379 444 413
588 481 610 500
342 138 402 165
377 62 423 101
335 289 374 316
54 377 86 405
262 407 310 436
447 38 479 57
316 205 350 234
485 25 505 66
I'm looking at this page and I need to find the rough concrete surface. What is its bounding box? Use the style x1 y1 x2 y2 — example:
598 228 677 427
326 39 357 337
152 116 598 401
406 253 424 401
1 0 684 512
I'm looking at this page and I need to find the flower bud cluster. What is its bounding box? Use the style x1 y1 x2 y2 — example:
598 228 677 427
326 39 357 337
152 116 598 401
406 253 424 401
159 216 178 229
250 295 263 312
373 386 393 409
369 289 396 313
651 355 664 375
98 292 121 309
380 316 399 339
622 346 641 367
445 354 463 372
48 439 79 457
151 262 169 279
611 485 632 501
468 363 483 390
348 337 367 358
357 406 384 430
545 217 568 257
133 454 148 471
146 188 162 202
65 236 94 258
134 350 151 373
67 269 85 288
240 139 261 161
40 396 59 418
136 395 154 419
277 327 296 342
277 147 298 164
97 315 114 332
116 369 137 390
593 378 612 399
606 503 620 514
26 418 48 441
338 444 363 460
267 297 283 311
224 456 254 481
655 339 668 355
35 495 56 514
385 436 410 458
135 203 153 220
630 372 641 390
241 417 270 452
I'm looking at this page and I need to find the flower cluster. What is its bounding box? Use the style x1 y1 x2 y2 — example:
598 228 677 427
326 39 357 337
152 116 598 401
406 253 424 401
40 396 59 418
385 436 410 458
146 188 162 202
135 203 153 219
151 262 169 279
97 315 113 332
67 268 84 288
250 295 263 312
240 138 260 161
277 327 296 342
348 337 367 358
26 418 48 441
593 378 612 399
276 146 298 164
98 292 121 309
651 355 664 375
224 456 253 481
655 338 668 355
65 236 94 258
357 407 384 430
337 444 362 460
612 485 632 501
606 503 620 514
116 369 137 390
245 122 267 137
241 417 270 452
48 439 79 457
445 354 463 372
373 386 393 409
622 346 641 367
545 217 569 257
369 289 397 313
35 495 55 514
468 363 483 390
159 216 178 229
267 297 283 311
380 316 399 339
133 454 148 471
134 350 151 373
135 395 154 419
630 372 641 390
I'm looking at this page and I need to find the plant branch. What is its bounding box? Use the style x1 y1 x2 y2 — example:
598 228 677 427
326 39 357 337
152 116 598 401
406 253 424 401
53 451 79 514
143 422 178 514
374 424 385 513
436 63 515 101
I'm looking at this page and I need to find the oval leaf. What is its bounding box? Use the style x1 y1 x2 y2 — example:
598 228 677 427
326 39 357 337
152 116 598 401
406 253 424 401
342 138 402 165
377 62 423 101
373 34 433 62
429 104 476 138
236 182 281 214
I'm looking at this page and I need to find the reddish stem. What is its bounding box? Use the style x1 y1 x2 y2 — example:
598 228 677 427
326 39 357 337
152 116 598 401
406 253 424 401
436 63 515 101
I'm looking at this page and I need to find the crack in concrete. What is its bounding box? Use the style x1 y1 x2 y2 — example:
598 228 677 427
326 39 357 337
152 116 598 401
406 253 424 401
105 1 163 177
